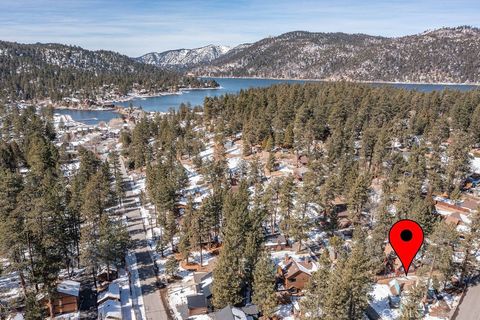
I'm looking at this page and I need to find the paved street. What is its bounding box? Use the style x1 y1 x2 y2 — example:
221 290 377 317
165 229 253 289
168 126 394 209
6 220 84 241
453 283 480 320
121 160 171 320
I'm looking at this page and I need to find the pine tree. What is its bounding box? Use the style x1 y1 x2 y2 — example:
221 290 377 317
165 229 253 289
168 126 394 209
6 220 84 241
252 251 278 318
24 291 45 320
410 196 438 235
165 256 178 278
212 184 250 309
320 230 373 320
347 174 370 224
423 222 458 287
109 150 125 206
301 251 332 319
400 282 425 320
266 152 276 173
457 209 480 285
290 182 311 252
283 124 294 149
279 176 295 238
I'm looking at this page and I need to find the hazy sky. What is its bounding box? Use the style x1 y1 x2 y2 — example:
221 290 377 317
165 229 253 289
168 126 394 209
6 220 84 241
0 0 478 56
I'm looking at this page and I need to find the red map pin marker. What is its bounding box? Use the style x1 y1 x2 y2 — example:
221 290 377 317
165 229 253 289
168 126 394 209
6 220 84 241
389 219 424 276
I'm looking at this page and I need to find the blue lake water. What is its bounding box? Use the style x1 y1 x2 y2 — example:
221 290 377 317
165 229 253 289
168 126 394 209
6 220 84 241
59 78 480 124
55 108 120 125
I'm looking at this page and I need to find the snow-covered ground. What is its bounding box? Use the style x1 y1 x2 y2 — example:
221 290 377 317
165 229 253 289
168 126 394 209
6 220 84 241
0 269 22 303
118 270 134 320
370 284 401 319
471 155 480 173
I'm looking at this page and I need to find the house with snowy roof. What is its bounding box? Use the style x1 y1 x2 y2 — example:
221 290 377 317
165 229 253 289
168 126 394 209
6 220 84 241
97 282 120 304
97 299 122 320
278 256 318 292
39 279 80 316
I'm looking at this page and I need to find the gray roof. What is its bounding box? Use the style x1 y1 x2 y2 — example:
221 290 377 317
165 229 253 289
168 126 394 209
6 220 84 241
241 304 259 316
193 272 212 285
214 306 235 320
187 294 208 309
203 283 212 298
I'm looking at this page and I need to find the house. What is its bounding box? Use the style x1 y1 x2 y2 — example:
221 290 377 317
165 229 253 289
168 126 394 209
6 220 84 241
293 167 309 181
187 272 213 316
279 257 317 292
98 299 122 320
297 155 309 166
435 201 470 215
193 272 212 294
41 280 80 316
383 244 404 276
186 294 209 316
97 266 118 284
388 279 401 296
387 281 402 309
459 197 480 211
264 233 288 251
465 174 480 188
212 305 252 320
332 203 352 228
444 212 462 226
97 282 120 304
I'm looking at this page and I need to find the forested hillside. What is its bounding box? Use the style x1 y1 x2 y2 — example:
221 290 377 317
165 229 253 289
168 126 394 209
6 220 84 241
0 105 129 317
192 26 480 83
0 41 216 102
137 44 231 69
120 82 480 317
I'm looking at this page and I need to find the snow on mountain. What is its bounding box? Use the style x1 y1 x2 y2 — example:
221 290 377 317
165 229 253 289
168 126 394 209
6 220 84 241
191 26 480 84
137 45 232 68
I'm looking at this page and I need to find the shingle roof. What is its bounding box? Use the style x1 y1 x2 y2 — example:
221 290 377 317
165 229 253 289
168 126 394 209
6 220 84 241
214 306 236 320
187 294 208 309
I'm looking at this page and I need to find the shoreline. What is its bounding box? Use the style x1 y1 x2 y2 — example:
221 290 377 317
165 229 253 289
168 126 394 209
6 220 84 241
48 86 221 111
50 77 480 113
104 86 222 104
54 106 117 111
199 75 480 87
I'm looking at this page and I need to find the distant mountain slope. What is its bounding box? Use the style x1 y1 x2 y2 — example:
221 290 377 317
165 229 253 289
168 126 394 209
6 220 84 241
137 45 232 68
0 41 213 101
191 26 480 84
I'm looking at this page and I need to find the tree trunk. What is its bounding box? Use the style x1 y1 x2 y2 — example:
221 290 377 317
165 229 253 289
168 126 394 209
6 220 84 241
19 270 28 297
47 297 54 319
92 268 97 289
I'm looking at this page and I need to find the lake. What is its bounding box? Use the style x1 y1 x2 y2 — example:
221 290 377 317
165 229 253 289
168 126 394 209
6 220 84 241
59 78 480 124
55 108 120 126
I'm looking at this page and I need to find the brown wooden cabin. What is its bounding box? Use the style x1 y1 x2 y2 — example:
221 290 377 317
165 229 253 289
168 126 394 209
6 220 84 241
279 257 316 293
41 280 80 316
265 234 288 251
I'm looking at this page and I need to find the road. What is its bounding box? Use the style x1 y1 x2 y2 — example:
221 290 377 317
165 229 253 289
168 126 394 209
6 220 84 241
121 160 171 320
453 283 480 320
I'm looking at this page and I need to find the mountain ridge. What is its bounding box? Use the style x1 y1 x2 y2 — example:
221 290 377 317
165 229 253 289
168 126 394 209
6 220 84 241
136 44 232 68
0 40 215 101
189 26 480 84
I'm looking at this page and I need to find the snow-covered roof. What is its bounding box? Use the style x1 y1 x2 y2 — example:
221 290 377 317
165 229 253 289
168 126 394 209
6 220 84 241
97 282 120 304
98 299 122 319
57 280 80 297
